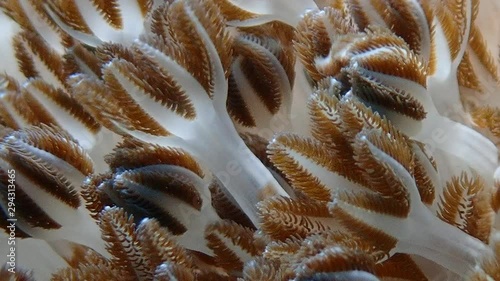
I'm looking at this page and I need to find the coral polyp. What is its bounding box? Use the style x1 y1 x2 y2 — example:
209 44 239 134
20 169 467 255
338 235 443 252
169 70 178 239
1 0 500 280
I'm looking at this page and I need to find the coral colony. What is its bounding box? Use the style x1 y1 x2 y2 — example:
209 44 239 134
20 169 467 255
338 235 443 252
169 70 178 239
1 0 500 280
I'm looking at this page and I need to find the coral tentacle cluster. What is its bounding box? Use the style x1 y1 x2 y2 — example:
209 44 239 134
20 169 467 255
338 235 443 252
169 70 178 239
0 0 500 280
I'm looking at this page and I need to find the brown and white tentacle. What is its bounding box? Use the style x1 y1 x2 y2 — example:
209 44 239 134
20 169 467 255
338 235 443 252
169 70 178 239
44 0 155 47
227 23 295 139
0 125 107 258
295 5 497 184
267 80 494 275
81 139 263 275
0 11 104 153
69 0 288 225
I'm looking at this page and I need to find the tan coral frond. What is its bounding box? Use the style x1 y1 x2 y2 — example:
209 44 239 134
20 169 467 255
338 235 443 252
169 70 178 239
95 42 137 63
294 11 332 82
46 0 93 34
335 190 410 219
375 253 428 281
258 197 337 240
383 0 433 59
338 130 411 218
229 41 292 127
467 25 500 82
437 172 494 242
86 42 199 130
0 163 62 230
51 262 123 281
104 56 197 119
8 124 93 175
337 97 408 144
18 88 57 127
434 1 463 60
106 139 204 177
339 99 413 167
68 74 134 133
347 29 416 63
411 141 437 205
262 238 303 263
148 0 232 98
107 167 202 235
184 252 230 280
115 165 203 205
308 88 343 148
329 207 398 257
0 86 39 130
136 219 194 269
308 88 368 184
137 0 152 17
357 128 414 178
64 44 102 78
216 0 258 22
438 172 480 226
242 258 282 281
274 231 385 271
464 190 494 244
1 0 69 49
226 73 256 127
470 106 500 138
144 6 203 86
2 126 93 210
1 0 35 31
23 79 101 134
343 30 428 120
457 52 482 91
90 0 123 29
69 74 170 136
267 133 340 201
205 220 265 272
246 242 297 279
444 0 469 39
116 165 204 211
209 179 254 229
238 21 296 78
153 263 195 281
307 22 360 80
99 207 155 280
344 0 371 30
294 245 376 279
231 33 290 115
323 7 359 35
81 173 114 220
187 0 233 79
13 31 67 86
12 33 38 80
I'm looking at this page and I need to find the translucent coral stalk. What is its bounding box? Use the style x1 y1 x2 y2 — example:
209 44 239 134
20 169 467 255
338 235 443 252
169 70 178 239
224 0 318 27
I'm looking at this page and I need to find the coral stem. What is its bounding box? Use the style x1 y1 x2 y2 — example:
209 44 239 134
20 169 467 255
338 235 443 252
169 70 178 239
398 202 492 276
195 123 289 225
